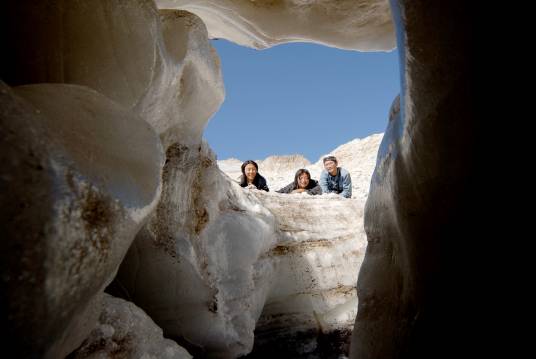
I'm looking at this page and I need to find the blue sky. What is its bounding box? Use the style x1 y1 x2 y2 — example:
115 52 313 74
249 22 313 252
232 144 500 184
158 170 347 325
204 40 400 163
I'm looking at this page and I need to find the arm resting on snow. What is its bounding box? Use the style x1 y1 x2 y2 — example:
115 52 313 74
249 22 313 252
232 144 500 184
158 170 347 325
276 182 295 194
258 177 269 192
319 171 329 194
307 183 322 195
340 171 352 198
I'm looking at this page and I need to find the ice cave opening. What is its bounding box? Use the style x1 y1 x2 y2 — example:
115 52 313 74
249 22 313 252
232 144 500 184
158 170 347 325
2 1 472 358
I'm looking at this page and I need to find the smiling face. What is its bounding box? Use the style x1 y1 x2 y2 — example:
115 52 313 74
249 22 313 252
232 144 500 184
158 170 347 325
244 163 257 182
324 160 338 175
297 173 310 189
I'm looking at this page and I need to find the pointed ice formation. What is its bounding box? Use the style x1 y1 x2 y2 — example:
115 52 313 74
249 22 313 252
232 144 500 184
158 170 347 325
112 143 279 358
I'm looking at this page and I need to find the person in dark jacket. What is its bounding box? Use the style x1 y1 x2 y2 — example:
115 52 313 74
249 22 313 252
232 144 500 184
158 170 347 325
240 160 269 191
276 169 322 195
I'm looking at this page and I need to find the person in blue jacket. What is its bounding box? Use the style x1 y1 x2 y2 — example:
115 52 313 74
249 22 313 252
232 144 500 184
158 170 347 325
319 155 352 198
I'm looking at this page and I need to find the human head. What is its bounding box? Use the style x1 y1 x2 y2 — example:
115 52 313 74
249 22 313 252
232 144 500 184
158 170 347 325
241 160 258 182
323 155 338 175
294 168 311 189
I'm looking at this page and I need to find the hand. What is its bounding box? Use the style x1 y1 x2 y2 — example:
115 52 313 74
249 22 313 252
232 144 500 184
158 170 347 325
246 184 256 189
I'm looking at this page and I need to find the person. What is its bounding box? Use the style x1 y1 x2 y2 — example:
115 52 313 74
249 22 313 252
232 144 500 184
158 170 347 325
319 155 352 198
276 169 322 195
239 160 269 191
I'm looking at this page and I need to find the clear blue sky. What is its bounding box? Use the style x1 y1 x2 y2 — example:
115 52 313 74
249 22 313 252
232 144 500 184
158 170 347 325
204 40 400 163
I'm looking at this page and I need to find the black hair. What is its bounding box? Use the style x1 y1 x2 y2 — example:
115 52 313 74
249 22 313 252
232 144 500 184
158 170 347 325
323 155 338 164
294 168 311 188
240 160 260 187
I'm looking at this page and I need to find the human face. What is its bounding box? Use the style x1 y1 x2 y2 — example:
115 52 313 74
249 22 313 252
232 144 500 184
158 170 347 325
244 164 257 182
297 173 310 189
324 160 337 175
